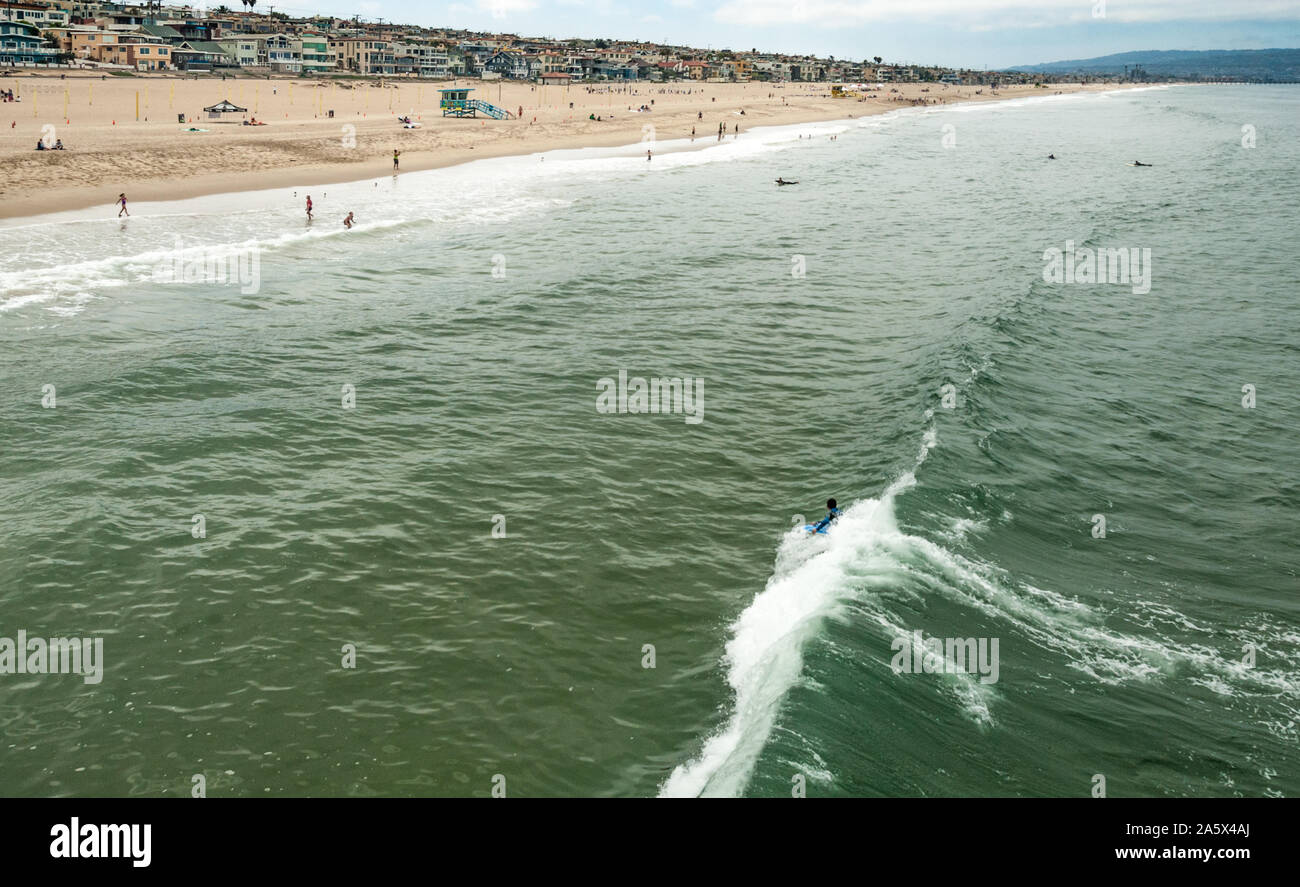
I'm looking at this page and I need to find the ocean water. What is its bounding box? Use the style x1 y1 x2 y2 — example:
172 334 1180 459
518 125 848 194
1 85 1296 797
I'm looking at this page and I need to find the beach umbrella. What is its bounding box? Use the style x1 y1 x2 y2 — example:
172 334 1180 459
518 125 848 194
203 99 249 120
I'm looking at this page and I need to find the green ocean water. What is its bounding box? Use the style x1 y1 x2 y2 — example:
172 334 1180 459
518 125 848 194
1 85 1296 797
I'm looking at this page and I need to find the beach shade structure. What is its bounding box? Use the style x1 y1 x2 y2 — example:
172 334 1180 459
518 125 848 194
203 99 248 121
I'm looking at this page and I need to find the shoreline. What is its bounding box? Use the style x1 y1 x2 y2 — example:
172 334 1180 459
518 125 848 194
2 78 1152 222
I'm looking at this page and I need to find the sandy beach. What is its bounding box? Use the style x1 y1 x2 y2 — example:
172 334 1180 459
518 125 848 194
1 74 1130 219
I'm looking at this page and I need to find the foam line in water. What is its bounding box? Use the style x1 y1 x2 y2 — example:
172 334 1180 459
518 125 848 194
659 414 1298 795
658 429 938 798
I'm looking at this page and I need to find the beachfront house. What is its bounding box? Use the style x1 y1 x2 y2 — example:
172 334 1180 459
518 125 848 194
298 34 336 74
161 16 233 43
216 35 259 68
332 37 389 75
172 40 234 71
66 26 115 58
564 55 591 80
683 60 710 80
531 49 564 75
458 44 488 77
372 47 401 75
394 42 456 79
93 39 172 70
263 33 300 72
0 18 57 64
719 58 751 81
485 49 529 79
656 60 685 80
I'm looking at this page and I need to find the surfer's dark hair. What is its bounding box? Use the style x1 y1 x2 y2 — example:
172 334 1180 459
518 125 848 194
827 498 837 510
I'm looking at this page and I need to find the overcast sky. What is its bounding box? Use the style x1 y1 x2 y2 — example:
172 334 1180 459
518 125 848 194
231 1 1300 69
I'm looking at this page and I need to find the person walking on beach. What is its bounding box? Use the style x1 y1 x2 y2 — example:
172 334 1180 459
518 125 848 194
306 195 313 220
117 193 129 217
393 149 401 170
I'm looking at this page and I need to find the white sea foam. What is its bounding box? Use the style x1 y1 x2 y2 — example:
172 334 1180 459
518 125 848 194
659 429 940 798
661 408 1298 796
2 114 857 318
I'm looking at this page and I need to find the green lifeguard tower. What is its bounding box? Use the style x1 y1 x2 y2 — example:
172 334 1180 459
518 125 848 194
438 88 513 120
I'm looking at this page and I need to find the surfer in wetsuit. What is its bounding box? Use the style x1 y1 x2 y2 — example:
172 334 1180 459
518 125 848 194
813 498 843 533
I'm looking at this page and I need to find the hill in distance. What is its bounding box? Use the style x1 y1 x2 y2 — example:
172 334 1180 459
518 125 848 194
1011 48 1300 81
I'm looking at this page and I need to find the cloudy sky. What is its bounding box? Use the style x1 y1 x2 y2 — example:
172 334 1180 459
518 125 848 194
243 1 1300 69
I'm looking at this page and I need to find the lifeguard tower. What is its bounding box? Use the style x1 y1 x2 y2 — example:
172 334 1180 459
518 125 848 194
438 88 514 120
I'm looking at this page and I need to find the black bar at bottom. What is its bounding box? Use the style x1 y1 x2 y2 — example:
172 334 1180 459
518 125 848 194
0 799 1278 873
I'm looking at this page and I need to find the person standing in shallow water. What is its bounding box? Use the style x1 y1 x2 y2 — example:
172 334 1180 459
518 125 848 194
393 149 401 170
116 193 128 217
